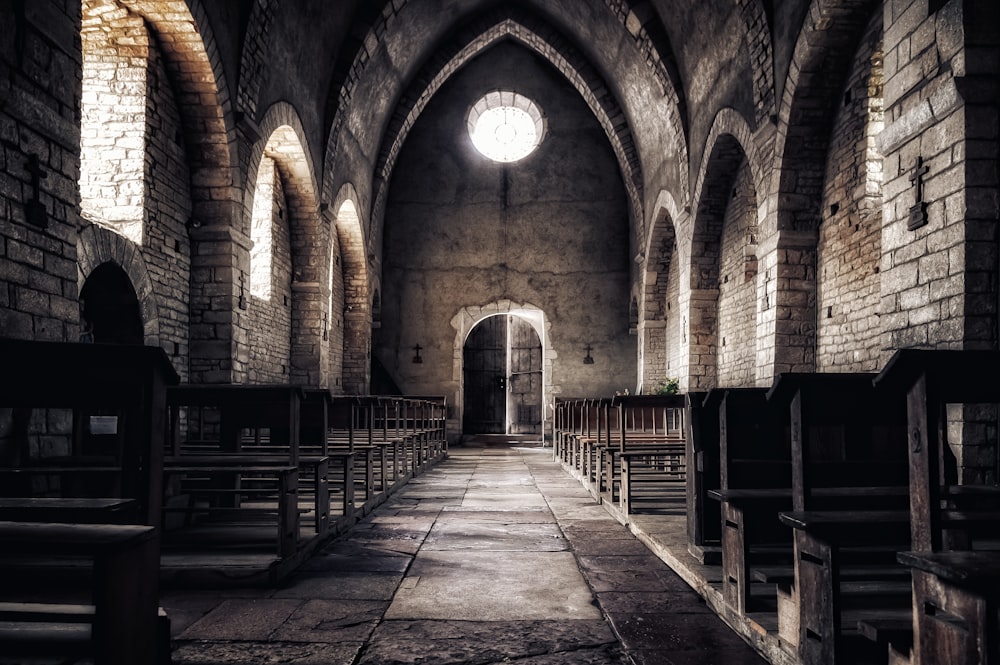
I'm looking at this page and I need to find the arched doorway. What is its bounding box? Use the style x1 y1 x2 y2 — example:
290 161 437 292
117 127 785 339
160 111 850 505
80 263 144 345
462 314 543 435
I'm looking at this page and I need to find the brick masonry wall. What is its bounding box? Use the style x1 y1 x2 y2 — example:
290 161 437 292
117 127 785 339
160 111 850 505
880 0 980 352
247 161 292 383
816 13 884 372
716 164 758 386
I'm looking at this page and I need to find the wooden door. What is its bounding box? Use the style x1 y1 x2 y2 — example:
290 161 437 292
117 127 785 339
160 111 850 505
463 315 543 435
463 316 506 433
508 316 542 434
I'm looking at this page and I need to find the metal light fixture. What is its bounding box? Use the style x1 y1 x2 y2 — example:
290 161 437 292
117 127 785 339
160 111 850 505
583 344 594 365
412 344 423 364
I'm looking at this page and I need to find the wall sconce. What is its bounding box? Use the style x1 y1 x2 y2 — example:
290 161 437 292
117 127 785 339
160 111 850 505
412 344 423 364
583 344 594 365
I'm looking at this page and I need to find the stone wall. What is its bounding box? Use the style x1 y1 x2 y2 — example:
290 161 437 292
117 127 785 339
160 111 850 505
377 42 634 412
0 3 82 342
717 164 758 386
816 12 885 373
143 38 192 377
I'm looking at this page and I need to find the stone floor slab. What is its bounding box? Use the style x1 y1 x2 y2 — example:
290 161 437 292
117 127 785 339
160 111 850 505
385 550 602 621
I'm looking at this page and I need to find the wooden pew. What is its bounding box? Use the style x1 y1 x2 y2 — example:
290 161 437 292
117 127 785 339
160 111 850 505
685 390 721 564
604 395 687 516
876 349 1000 665
164 385 312 559
0 339 179 526
771 373 912 665
705 387 787 615
0 520 163 665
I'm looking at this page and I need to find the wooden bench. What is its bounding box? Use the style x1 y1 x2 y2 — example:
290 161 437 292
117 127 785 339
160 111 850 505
604 395 687 515
0 520 164 665
704 387 788 615
875 349 1000 665
0 339 179 526
0 497 138 524
684 390 722 563
762 373 911 664
165 385 318 557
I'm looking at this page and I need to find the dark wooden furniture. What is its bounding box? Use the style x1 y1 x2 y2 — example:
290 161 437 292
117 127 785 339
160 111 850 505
0 339 179 526
876 349 1000 665
0 520 163 665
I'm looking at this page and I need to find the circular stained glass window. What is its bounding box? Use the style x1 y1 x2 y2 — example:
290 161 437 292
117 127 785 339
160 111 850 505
467 91 545 163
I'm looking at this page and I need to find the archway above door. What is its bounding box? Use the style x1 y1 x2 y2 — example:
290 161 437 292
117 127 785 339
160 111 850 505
451 301 555 439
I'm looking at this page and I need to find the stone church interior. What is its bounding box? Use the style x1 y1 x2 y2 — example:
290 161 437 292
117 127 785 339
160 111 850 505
1 0 999 663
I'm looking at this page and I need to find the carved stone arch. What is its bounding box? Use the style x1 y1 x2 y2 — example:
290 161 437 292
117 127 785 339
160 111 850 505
103 0 242 382
691 108 766 225
330 183 371 395
246 102 327 386
77 224 161 348
323 8 666 254
450 301 555 438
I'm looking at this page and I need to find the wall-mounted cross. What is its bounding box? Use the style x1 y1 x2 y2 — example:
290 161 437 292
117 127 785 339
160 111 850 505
24 154 47 228
907 156 930 231
238 271 248 310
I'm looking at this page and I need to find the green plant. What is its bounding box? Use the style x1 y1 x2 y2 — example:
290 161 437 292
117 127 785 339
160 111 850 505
650 378 679 396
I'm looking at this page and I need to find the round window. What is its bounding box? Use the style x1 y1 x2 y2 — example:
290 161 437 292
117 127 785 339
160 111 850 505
467 91 545 163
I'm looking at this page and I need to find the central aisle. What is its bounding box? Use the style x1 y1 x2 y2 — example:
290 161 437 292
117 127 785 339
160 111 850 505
166 445 766 665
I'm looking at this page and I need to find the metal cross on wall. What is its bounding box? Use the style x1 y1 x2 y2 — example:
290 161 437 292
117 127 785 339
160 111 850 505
24 154 47 228
908 156 930 231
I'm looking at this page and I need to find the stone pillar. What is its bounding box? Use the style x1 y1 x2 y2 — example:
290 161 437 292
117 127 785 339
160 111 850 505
188 208 250 384
755 229 817 385
290 281 329 386
639 319 667 392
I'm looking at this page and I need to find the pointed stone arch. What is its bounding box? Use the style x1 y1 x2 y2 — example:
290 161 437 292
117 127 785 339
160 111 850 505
640 190 684 392
245 102 327 386
331 185 371 395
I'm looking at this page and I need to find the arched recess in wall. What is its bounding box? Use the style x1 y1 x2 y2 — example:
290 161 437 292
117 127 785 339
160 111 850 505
640 197 682 393
765 0 882 375
79 0 196 378
815 10 884 372
80 263 144 345
77 224 161 348
329 183 373 395
331 187 371 395
451 302 554 438
245 103 327 386
689 131 759 390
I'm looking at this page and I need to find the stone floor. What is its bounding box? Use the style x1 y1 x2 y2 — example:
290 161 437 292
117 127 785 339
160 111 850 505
163 444 767 665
